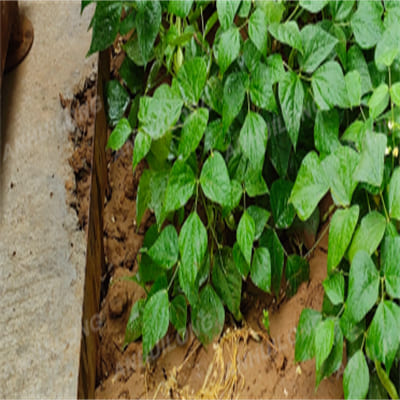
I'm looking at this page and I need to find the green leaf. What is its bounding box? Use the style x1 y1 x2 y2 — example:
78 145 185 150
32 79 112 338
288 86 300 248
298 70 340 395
168 0 193 17
204 119 228 154
374 361 399 400
243 40 262 73
216 0 240 30
345 70 362 107
316 322 343 387
375 23 400 69
353 132 387 188
192 285 225 345
270 179 296 229
136 169 151 226
147 225 179 269
314 109 340 155
119 57 144 94
222 72 248 132
106 80 130 126
251 247 271 292
351 0 383 49
368 84 389 119
269 126 291 178
179 212 208 305
390 82 400 107
246 206 270 240
259 229 284 296
203 76 223 114
233 242 250 278
176 57 208 104
366 301 400 372
368 370 389 400
179 212 208 274
299 25 338 73
347 45 373 95
289 152 329 221
237 211 255 266
278 71 304 148
264 54 284 85
88 2 122 55
132 131 152 172
248 7 268 54
286 255 309 297
142 171 168 229
311 61 347 110
299 0 327 13
329 0 355 21
348 211 386 263
239 112 268 172
295 308 322 362
142 289 169 360
257 1 285 24
136 1 161 64
323 145 360 207
164 160 196 214
124 299 146 346
323 273 345 305
217 27 241 75
389 168 400 220
128 95 140 130
200 151 231 207
238 0 251 18
244 166 269 197
178 108 209 160
170 295 187 340
315 319 335 372
343 350 369 400
382 236 400 299
347 250 380 323
138 84 183 140
212 247 243 321
249 63 277 112
327 206 359 273
107 118 132 151
341 120 365 150
124 36 146 66
329 23 347 70
268 21 303 53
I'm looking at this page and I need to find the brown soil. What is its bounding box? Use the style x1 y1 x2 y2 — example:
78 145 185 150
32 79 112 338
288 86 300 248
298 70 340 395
64 78 344 400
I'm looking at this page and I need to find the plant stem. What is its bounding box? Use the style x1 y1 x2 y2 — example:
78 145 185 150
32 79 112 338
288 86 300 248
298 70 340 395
167 262 180 292
366 190 371 212
194 180 199 211
304 222 330 259
359 105 367 121
380 191 390 222
282 60 293 72
286 4 299 22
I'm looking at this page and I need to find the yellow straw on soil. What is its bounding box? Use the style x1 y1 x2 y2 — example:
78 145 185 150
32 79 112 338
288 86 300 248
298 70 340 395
152 325 269 399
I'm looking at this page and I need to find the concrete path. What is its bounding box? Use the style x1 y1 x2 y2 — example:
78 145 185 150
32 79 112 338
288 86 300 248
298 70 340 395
0 2 96 397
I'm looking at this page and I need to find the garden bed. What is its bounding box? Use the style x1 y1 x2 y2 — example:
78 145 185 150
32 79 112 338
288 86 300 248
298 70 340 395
68 1 400 398
65 68 343 399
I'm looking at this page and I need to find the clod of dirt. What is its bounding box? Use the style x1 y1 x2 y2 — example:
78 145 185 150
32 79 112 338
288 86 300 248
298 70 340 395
108 286 128 319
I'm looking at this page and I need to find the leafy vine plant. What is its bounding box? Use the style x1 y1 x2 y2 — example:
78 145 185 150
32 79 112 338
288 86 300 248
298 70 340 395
85 0 400 397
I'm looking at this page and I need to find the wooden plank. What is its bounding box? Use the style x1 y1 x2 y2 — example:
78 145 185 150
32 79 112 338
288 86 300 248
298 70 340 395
77 49 110 399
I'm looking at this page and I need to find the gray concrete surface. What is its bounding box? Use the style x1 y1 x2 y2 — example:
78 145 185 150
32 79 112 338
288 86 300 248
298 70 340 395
0 2 96 397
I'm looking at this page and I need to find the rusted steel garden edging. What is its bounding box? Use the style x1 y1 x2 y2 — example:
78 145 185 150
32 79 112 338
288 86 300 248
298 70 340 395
78 49 110 399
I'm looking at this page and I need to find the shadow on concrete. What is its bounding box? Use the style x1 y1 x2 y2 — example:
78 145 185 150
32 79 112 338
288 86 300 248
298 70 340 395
0 69 19 213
